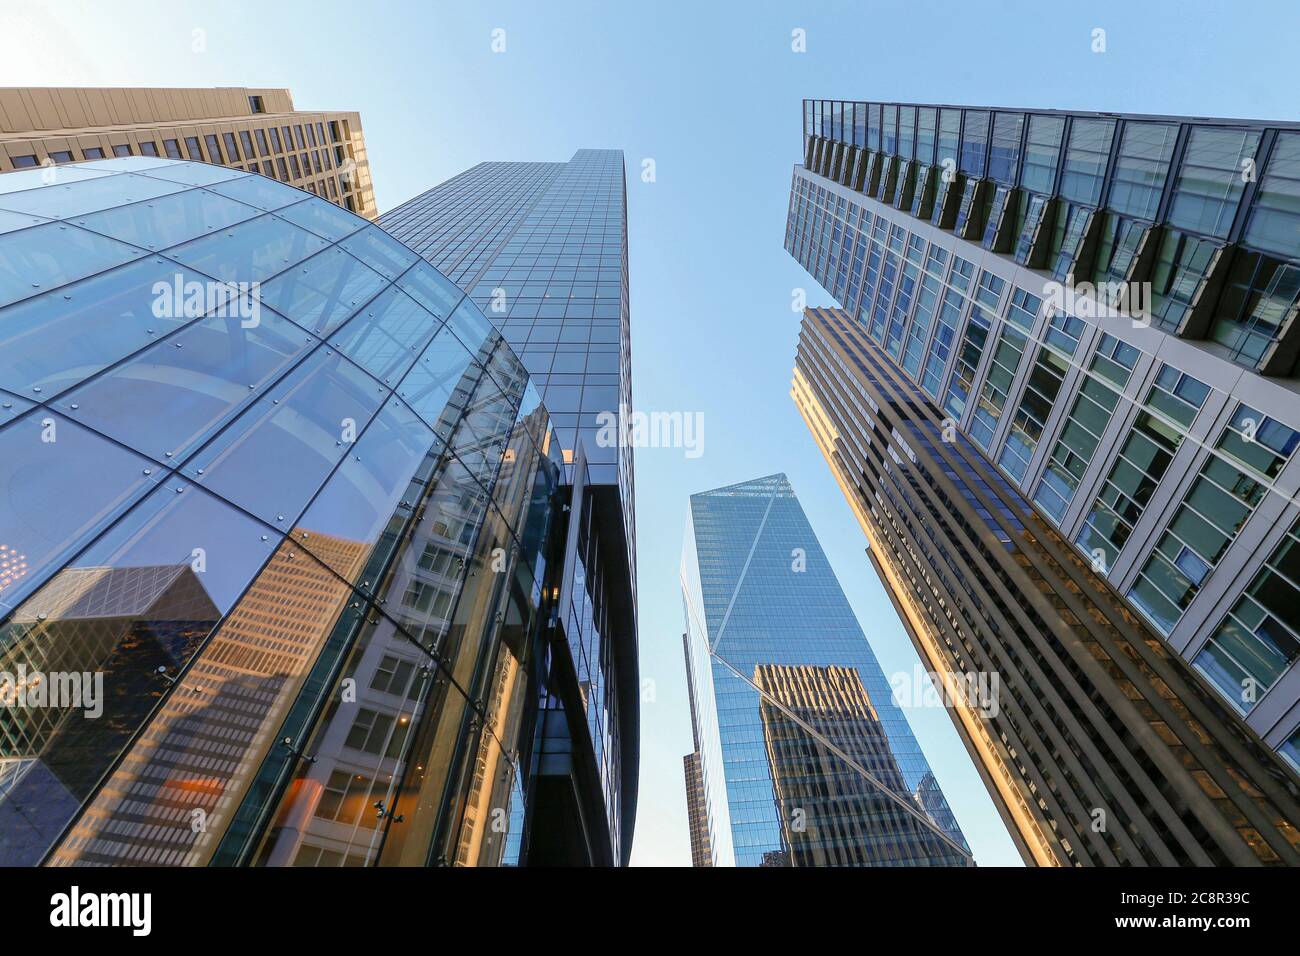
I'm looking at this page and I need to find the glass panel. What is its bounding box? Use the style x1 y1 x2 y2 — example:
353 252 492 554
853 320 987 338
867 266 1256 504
0 413 161 615
60 307 317 464
206 173 309 212
274 197 365 243
0 165 115 195
258 245 389 336
0 257 208 396
1020 114 1065 194
0 481 278 865
396 263 464 322
141 163 248 188
1059 118 1116 206
0 172 186 219
397 330 476 438
1244 132 1300 259
166 214 330 284
329 284 441 385
1109 122 1177 220
447 298 495 350
338 225 420 280
0 222 149 309
292 396 438 592
73 186 262 251
0 209 51 236
47 539 364 866
189 349 387 527
1168 127 1262 238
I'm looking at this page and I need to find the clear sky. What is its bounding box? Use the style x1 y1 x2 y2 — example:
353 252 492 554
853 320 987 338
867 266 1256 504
5 0 1297 867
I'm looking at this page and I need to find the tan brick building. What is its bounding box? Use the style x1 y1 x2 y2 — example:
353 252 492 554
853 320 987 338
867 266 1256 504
0 87 375 218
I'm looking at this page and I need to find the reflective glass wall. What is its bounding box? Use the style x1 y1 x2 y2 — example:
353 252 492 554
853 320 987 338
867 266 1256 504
0 158 566 867
681 473 973 866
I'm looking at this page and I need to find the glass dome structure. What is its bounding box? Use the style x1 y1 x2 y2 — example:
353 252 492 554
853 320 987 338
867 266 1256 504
0 158 571 866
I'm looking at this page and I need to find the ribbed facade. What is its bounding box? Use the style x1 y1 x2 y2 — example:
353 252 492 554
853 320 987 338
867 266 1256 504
792 305 1300 865
788 99 1300 779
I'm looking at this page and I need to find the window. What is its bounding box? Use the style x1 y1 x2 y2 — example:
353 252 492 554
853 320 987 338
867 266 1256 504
1109 122 1177 221
988 112 1024 185
10 155 38 168
49 151 73 164
269 127 283 152
959 110 990 178
240 130 255 161
223 132 240 161
248 95 265 113
205 134 223 163
255 128 269 157
1212 254 1300 366
1059 118 1115 206
1168 126 1261 238
112 144 132 157
162 139 182 159
139 141 159 157
184 137 203 161
1194 518 1300 713
1020 114 1065 194
1127 407 1290 634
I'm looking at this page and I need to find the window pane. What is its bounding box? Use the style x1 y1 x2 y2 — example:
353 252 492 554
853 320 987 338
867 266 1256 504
62 308 315 463
257 245 388 336
189 350 386 526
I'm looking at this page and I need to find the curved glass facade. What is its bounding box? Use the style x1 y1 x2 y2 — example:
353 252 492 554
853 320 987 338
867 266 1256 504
0 158 585 866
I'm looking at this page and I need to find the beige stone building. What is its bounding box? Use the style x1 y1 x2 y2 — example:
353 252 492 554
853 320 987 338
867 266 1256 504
0 86 375 218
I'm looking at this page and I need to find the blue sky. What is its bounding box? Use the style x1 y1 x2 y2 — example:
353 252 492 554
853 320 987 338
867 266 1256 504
5 0 1297 867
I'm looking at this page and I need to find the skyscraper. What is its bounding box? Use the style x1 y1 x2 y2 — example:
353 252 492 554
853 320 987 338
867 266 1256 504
681 473 972 867
0 87 375 216
786 98 1300 864
0 156 609 866
380 149 638 865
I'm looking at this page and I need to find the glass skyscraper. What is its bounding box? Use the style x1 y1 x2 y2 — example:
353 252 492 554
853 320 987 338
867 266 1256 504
681 473 972 867
379 149 638 864
787 99 1300 864
0 156 618 866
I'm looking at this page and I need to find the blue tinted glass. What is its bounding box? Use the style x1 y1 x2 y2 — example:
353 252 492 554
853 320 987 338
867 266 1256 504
0 257 203 396
0 393 34 427
0 412 160 614
339 225 420 280
274 197 366 242
397 330 475 437
447 298 495 349
205 173 307 212
189 349 387 526
70 155 177 173
74 187 261 251
165 214 330 283
292 396 437 590
0 172 186 219
0 209 50 235
330 284 440 384
61 308 317 463
397 263 464 321
0 165 115 195
139 163 249 187
0 222 149 309
254 245 388 335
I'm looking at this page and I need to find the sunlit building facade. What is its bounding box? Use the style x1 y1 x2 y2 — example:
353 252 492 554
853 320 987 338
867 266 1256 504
0 157 614 866
0 87 375 217
380 150 639 864
785 98 1300 864
681 473 972 867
